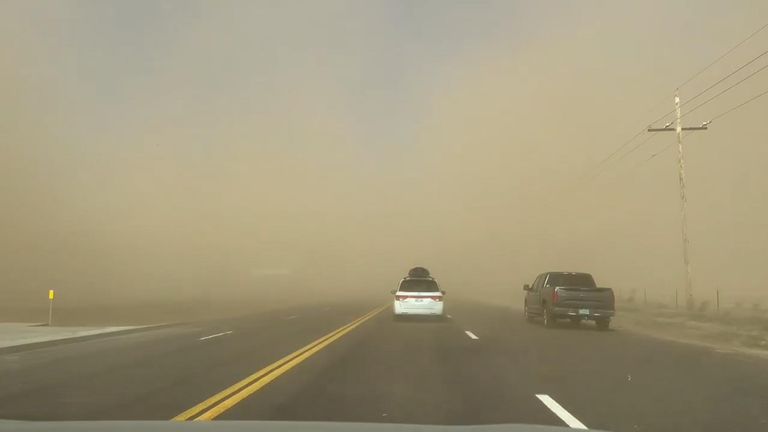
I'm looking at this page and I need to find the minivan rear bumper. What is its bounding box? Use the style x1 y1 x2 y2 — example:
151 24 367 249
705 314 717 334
393 301 444 316
551 307 614 320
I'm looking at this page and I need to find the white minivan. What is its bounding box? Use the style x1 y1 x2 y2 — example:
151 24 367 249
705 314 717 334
392 276 445 318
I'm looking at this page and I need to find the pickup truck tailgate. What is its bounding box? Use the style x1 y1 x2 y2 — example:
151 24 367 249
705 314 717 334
556 287 614 310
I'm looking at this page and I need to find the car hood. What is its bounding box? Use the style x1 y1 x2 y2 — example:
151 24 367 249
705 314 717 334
0 421 606 432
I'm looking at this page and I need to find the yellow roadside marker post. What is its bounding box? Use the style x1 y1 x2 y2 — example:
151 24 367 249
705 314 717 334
48 289 55 326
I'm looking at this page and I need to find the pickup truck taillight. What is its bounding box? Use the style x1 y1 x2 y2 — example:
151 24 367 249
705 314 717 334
552 288 560 304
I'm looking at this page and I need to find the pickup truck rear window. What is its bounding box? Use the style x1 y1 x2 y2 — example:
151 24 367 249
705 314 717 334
546 273 596 288
399 279 440 292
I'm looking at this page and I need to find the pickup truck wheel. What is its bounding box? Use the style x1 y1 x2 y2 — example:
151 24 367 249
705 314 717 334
543 307 556 328
595 318 610 330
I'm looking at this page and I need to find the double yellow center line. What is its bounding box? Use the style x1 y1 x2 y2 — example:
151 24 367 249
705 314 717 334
173 304 387 421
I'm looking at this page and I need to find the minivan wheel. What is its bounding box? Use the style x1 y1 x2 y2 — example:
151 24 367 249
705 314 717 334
543 307 556 328
524 304 534 322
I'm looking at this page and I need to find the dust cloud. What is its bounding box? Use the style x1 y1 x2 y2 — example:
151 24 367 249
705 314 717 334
2 1 768 324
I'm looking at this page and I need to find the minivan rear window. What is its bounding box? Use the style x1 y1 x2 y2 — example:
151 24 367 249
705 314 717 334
399 279 440 292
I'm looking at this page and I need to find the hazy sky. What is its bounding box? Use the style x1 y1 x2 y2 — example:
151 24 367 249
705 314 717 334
2 0 768 307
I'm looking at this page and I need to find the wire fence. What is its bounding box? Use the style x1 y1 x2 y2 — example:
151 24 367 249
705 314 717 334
615 287 768 316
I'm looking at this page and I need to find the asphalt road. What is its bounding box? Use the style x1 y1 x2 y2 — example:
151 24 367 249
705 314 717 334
1 299 767 432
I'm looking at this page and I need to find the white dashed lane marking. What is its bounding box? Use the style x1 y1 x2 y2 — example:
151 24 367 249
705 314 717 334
536 394 588 429
198 331 233 341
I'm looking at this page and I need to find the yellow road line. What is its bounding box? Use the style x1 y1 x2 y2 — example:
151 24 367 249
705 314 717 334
173 304 387 421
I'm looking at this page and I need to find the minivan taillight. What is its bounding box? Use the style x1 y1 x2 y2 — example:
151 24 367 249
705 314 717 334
430 296 443 302
552 288 560 304
396 295 409 301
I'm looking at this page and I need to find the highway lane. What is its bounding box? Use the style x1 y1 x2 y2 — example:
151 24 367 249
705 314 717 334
1 299 768 432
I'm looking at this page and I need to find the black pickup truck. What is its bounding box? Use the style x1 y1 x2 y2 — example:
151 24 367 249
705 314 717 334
523 272 615 329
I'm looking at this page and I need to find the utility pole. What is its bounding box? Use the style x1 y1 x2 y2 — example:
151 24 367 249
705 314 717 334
648 91 709 310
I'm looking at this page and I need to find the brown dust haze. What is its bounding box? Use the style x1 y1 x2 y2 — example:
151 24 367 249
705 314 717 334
2 1 768 322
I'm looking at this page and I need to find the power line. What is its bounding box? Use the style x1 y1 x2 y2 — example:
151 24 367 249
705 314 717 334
584 128 646 179
687 49 768 105
649 48 768 127
626 61 767 163
641 131 698 165
681 62 768 118
645 142 675 163
586 22 768 180
711 87 768 121
678 22 768 88
617 133 658 163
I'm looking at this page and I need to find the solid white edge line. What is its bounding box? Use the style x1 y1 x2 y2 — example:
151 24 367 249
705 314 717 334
199 331 233 341
464 330 479 340
535 394 588 429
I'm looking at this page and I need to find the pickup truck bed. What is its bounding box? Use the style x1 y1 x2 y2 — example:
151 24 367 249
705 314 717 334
550 286 615 320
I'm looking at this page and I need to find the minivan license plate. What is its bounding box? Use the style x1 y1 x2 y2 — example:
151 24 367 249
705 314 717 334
579 309 590 315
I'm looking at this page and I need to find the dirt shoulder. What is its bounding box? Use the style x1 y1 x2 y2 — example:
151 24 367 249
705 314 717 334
614 303 768 358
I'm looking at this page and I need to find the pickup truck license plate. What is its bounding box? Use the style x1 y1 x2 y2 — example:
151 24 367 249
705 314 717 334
579 309 590 315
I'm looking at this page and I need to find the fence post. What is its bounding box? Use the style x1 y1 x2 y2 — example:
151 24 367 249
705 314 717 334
716 288 720 313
